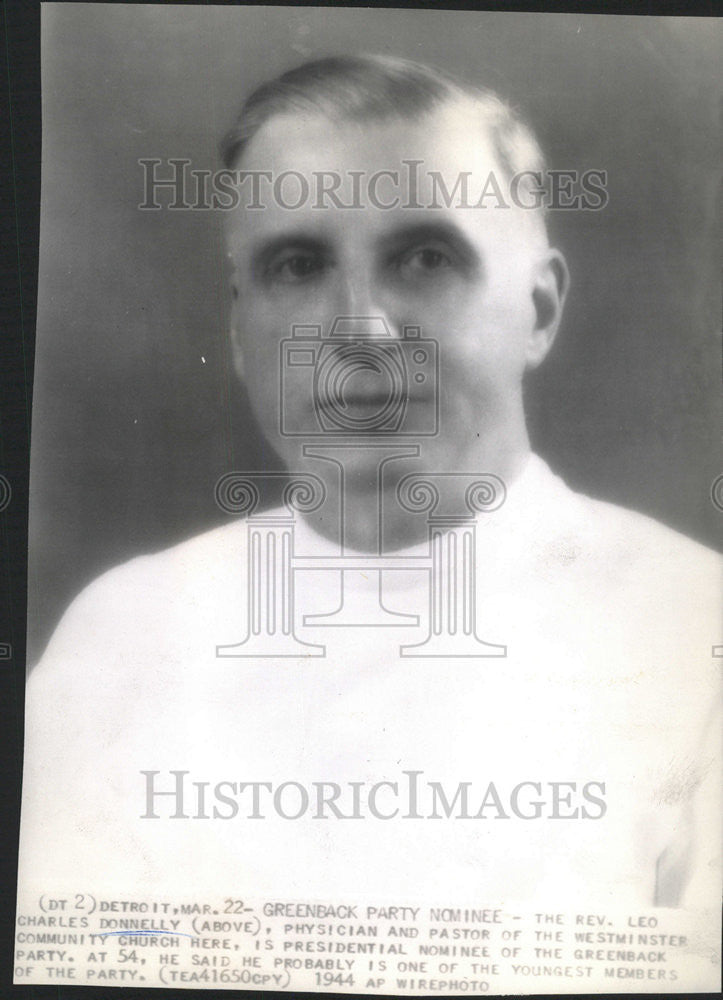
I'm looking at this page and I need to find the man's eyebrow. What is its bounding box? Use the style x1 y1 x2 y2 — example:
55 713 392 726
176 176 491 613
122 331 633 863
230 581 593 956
248 232 329 274
379 222 481 268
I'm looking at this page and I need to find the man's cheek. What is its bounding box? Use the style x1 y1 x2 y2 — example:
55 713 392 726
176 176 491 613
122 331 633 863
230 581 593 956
490 293 536 340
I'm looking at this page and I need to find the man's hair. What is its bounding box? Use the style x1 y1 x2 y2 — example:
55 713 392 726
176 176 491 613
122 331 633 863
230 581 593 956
220 54 546 182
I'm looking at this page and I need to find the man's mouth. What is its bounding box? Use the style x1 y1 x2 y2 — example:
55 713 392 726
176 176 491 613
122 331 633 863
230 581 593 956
316 389 431 411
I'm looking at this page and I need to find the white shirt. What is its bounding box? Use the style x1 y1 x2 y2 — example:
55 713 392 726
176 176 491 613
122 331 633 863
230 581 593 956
18 455 721 910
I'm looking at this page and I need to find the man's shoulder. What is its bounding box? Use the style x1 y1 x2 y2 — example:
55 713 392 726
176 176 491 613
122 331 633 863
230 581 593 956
519 456 721 648
72 519 247 611
536 456 721 577
523 460 720 715
31 519 249 681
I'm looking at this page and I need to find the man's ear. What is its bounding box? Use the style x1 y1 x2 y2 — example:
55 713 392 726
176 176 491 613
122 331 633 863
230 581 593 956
526 247 569 371
229 279 245 381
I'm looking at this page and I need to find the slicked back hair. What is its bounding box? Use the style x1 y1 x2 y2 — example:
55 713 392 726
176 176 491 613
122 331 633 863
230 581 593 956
220 54 546 184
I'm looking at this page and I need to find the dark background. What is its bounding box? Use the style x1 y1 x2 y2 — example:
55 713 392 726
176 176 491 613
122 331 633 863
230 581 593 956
29 4 722 664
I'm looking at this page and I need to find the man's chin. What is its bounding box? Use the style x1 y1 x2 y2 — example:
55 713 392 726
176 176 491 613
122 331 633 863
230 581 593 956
275 437 457 490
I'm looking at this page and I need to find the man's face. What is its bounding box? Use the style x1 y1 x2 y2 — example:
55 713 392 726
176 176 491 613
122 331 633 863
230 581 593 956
226 103 566 484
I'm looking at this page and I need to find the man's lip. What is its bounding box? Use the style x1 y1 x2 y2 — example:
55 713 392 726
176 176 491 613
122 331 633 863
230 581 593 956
316 392 432 408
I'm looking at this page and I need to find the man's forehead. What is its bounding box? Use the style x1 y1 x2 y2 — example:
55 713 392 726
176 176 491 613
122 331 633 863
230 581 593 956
239 101 505 189
223 101 546 254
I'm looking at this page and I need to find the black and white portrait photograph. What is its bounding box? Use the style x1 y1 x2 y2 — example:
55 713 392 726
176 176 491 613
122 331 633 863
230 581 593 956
12 3 722 994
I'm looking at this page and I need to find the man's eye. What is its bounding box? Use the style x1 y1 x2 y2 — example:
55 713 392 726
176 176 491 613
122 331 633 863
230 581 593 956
397 246 454 278
268 253 325 284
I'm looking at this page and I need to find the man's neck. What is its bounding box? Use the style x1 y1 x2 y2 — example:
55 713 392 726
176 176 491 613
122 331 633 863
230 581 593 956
295 435 533 554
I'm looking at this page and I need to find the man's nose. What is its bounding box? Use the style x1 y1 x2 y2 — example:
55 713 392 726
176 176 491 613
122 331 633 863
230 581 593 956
331 274 401 339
